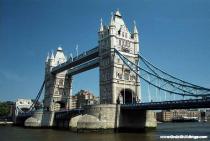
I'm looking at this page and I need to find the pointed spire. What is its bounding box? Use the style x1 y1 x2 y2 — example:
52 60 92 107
133 20 138 34
45 52 49 62
110 12 115 26
115 9 122 17
99 18 103 32
50 51 54 60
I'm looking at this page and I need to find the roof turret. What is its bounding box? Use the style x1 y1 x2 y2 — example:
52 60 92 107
57 46 63 51
133 20 138 34
99 18 103 32
110 12 115 26
115 9 122 17
50 51 54 60
45 52 49 62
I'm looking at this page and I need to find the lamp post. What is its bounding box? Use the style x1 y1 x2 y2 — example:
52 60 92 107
76 44 78 58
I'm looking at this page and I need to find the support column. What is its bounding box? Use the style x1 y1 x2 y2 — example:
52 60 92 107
67 75 73 109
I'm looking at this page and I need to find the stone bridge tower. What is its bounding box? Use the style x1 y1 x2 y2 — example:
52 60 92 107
99 10 141 104
44 47 71 111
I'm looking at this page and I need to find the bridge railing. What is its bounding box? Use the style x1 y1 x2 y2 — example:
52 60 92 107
72 46 99 61
121 98 210 110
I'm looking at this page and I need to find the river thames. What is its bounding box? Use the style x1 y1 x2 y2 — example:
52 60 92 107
0 122 209 141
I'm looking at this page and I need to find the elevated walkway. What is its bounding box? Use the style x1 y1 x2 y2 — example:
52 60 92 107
52 47 99 74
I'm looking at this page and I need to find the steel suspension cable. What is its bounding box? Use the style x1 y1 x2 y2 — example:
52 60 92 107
140 58 200 95
114 49 210 97
138 54 210 91
28 80 45 112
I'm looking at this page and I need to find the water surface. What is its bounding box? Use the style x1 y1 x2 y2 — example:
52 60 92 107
0 122 209 141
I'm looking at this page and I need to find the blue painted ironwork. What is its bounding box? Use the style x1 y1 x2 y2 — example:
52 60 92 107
114 48 210 98
121 98 210 110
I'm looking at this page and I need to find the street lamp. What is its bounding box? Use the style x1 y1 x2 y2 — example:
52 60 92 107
70 53 73 61
76 44 78 58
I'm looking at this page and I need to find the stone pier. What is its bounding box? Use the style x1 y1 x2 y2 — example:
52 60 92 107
25 104 157 132
76 104 157 132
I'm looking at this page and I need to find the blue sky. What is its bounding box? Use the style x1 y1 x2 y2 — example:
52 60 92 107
0 0 210 102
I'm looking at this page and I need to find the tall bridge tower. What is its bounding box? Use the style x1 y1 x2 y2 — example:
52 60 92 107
44 47 71 111
99 10 140 104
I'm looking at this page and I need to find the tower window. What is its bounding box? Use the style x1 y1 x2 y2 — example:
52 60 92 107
118 30 121 35
124 69 130 80
124 72 129 80
119 40 121 45
117 58 120 63
59 89 64 95
59 79 63 86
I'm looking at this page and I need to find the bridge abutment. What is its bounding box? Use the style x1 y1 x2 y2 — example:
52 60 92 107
118 108 157 132
76 104 157 132
25 110 55 127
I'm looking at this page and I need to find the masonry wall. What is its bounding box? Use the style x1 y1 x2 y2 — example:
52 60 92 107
76 104 157 132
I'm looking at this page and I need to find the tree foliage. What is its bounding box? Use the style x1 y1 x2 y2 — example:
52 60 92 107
0 102 10 116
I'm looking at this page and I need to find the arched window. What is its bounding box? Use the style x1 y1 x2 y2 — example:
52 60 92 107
124 69 130 80
59 79 63 86
119 39 121 45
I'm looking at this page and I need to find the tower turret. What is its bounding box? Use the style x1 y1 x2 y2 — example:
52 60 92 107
98 18 104 40
132 20 139 54
99 18 103 32
44 46 71 113
50 51 54 60
45 53 49 63
132 20 139 42
109 12 116 36
49 51 55 67
110 12 115 26
99 10 140 104
54 46 66 65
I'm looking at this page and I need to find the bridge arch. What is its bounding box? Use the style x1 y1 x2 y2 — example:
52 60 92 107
118 88 136 104
54 101 66 111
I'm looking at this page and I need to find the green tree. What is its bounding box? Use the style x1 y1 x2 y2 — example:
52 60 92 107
0 102 10 116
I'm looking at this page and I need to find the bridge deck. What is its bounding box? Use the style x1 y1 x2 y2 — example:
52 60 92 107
54 109 84 120
121 98 210 110
68 58 99 76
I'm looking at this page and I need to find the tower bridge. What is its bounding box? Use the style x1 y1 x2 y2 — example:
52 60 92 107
19 10 210 131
